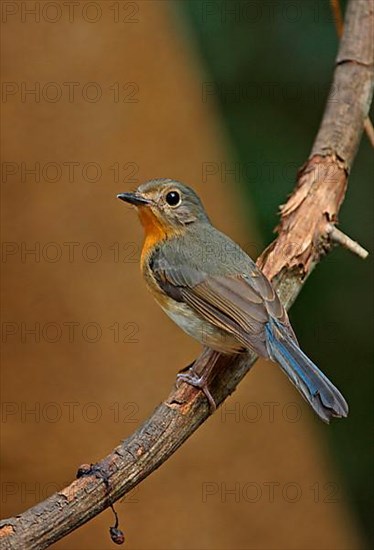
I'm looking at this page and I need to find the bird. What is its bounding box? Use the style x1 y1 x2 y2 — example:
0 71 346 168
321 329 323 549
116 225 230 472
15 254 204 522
117 178 348 423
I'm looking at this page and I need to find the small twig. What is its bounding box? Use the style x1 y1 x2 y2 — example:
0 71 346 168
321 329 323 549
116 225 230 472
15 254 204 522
330 0 374 148
330 0 344 37
327 224 369 259
363 118 374 148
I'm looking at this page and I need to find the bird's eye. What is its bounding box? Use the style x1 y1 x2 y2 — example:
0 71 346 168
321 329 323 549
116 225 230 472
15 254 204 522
165 190 181 207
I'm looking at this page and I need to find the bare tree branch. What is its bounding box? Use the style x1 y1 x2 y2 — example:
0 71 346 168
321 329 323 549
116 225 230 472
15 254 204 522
0 0 372 548
330 0 374 148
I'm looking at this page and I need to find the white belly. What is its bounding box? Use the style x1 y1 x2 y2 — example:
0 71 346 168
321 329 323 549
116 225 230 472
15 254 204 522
160 299 242 354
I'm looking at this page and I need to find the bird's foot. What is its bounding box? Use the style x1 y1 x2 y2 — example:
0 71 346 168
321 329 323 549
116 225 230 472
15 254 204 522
176 370 217 412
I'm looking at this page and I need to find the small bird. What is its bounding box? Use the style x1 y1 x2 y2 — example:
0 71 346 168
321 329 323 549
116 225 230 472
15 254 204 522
117 179 348 423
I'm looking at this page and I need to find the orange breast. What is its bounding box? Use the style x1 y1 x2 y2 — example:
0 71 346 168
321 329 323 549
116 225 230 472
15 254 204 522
138 207 170 268
137 206 173 307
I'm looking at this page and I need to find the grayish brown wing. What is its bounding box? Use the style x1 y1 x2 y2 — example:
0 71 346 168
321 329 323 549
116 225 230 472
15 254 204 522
151 244 293 357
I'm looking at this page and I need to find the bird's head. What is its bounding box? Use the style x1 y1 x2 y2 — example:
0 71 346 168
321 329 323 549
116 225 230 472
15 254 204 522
117 179 210 236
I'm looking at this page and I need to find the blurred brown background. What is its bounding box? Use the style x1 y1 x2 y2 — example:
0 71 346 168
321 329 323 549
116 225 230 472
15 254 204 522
1 1 368 549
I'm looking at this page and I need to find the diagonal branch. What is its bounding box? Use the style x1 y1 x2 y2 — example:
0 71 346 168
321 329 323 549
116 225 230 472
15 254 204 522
0 0 372 548
330 0 374 148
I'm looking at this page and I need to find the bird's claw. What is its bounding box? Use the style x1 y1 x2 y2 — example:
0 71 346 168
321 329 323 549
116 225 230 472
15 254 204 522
176 371 217 412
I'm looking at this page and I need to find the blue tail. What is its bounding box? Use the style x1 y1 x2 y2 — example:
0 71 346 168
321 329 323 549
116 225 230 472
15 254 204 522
265 318 348 423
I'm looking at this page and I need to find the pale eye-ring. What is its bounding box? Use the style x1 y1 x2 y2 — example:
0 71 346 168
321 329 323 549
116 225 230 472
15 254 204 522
165 190 181 207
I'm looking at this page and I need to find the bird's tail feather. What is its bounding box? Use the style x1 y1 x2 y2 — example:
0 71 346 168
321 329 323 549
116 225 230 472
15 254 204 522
265 318 348 423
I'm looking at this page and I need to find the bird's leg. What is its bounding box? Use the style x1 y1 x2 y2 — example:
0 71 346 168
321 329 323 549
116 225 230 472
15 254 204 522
176 347 221 411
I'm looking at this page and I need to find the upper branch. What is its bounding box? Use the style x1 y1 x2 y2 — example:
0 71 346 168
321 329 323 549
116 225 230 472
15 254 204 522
0 0 373 548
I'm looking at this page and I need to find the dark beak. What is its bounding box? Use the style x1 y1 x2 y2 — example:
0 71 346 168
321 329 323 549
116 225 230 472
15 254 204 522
117 192 150 206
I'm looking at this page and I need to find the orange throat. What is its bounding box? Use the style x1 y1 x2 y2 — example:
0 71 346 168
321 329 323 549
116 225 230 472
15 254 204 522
138 206 170 266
